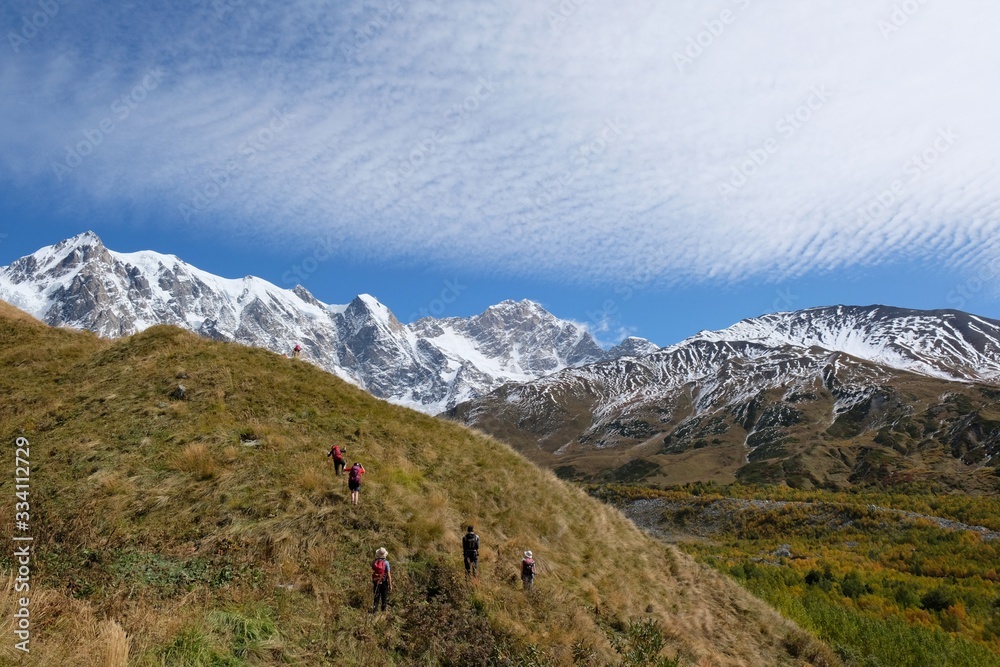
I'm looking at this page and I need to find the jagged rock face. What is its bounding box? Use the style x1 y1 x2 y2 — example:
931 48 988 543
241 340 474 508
606 336 660 358
449 308 1000 490
0 232 633 414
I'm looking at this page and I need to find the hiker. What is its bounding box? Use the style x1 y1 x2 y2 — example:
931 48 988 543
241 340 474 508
462 526 480 577
347 462 366 505
521 551 536 590
371 547 393 612
327 443 347 476
292 343 302 358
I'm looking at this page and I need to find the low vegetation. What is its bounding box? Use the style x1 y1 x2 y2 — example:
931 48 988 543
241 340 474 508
0 304 831 666
594 482 1000 667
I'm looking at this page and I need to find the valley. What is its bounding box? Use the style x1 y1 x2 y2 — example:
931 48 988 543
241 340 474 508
595 483 1000 666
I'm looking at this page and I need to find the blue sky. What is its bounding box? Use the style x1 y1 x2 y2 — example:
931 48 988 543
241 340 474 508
2 0 999 347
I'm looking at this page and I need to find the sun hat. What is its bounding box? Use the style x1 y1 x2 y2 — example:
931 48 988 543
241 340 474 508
376 547 388 558
524 550 532 558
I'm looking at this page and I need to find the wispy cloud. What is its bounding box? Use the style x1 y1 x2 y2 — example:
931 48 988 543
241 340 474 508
1 0 998 287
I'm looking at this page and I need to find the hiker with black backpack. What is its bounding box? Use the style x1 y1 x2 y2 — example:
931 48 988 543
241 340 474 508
371 547 393 612
462 526 480 577
347 462 365 505
521 551 536 590
327 443 347 476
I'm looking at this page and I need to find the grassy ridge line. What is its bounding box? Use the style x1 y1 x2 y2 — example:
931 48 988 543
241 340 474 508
0 304 832 666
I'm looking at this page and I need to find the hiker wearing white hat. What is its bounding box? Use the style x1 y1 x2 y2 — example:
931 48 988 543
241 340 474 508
520 551 536 590
371 547 393 612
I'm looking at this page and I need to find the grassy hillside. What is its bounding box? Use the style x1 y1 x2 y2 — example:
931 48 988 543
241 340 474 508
0 303 835 666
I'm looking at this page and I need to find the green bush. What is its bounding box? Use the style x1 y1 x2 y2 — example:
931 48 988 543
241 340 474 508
607 618 681 667
921 586 958 612
839 571 868 599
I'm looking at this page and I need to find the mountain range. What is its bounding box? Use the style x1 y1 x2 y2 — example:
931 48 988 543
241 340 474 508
4 232 1000 490
0 232 653 414
448 306 1000 490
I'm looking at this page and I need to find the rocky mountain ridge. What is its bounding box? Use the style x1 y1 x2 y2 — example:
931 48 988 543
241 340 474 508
0 232 653 413
449 307 1000 490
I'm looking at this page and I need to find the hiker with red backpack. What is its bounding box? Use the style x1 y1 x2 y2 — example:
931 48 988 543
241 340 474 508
327 443 347 476
521 551 536 590
292 343 302 358
347 462 365 505
371 547 393 612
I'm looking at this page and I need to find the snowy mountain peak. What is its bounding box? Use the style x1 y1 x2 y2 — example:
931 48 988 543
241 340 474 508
607 336 660 358
59 229 104 250
690 305 1000 383
0 235 646 414
13 230 109 278
346 294 404 334
478 299 553 324
354 293 392 316
489 298 544 312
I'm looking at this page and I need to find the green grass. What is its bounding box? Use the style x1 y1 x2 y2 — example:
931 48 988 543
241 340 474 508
0 305 833 667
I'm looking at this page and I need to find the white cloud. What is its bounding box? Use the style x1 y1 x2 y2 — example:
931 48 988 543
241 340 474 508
1 0 998 287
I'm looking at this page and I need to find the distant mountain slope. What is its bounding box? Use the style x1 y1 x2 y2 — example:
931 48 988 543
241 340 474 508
0 232 649 413
690 305 1000 383
0 303 833 667
450 307 1000 491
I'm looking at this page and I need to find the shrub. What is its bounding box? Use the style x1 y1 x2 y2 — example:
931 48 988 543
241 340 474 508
840 571 868 599
608 618 680 667
921 587 958 612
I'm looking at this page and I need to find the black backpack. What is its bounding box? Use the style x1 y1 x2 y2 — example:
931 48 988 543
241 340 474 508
463 533 479 553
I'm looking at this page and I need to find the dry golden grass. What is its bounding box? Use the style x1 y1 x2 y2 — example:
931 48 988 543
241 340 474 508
171 441 220 480
0 581 137 667
99 619 130 667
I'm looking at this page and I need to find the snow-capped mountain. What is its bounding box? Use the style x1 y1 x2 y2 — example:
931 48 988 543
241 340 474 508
449 306 1000 488
689 305 1000 384
0 232 635 413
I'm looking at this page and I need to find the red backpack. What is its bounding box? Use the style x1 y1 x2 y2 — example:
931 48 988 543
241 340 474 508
372 558 388 584
521 558 535 577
